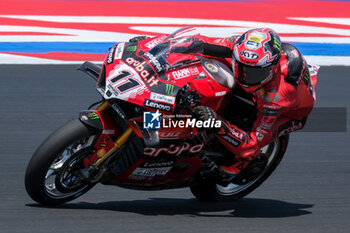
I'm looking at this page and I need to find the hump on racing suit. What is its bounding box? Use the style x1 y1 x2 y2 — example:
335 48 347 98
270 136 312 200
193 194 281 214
282 43 306 85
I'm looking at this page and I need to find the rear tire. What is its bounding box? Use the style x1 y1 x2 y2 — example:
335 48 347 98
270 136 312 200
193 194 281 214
190 136 289 202
25 119 98 205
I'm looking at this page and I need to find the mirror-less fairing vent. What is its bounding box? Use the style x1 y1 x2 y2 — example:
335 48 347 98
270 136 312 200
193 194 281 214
98 65 106 90
110 99 143 119
77 61 101 82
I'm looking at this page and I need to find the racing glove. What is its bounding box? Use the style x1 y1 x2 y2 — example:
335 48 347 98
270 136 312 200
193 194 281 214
193 106 217 121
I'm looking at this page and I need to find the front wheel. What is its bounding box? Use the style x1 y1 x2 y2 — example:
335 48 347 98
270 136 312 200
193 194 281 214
25 119 98 205
190 135 289 202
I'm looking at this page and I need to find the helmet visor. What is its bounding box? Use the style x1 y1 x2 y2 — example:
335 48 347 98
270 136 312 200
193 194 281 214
236 63 273 86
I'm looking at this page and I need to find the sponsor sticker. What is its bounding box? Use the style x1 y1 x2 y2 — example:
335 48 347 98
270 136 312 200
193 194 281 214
145 35 167 50
273 36 281 52
289 49 299 58
263 109 279 116
131 167 172 177
80 115 88 121
102 129 115 135
246 31 266 50
263 104 281 110
214 38 226 43
99 137 110 147
150 92 175 104
246 40 260 49
165 84 175 95
170 66 199 80
309 65 319 76
144 99 173 112
221 135 241 147
144 52 162 72
205 62 219 73
125 45 137 52
87 112 99 120
107 83 119 96
303 70 310 86
125 57 159 87
248 35 263 43
240 50 259 60
256 132 264 141
107 46 116 64
144 142 204 157
278 119 304 137
114 42 125 60
110 103 126 119
260 121 273 130
215 91 227 97
229 128 246 142
257 127 268 134
260 116 276 130
97 149 106 158
159 132 182 139
142 161 174 168
264 90 280 102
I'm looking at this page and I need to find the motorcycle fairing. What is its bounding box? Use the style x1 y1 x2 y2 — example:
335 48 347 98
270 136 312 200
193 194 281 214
106 156 203 189
103 128 208 188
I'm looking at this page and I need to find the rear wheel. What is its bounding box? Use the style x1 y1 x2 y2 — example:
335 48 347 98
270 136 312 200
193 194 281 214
25 119 98 205
190 136 289 202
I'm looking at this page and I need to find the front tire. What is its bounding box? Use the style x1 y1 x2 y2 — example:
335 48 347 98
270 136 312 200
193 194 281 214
25 119 98 205
190 136 289 202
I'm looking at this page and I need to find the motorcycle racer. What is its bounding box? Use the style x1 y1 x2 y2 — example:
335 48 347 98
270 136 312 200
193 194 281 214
189 28 316 178
131 27 317 179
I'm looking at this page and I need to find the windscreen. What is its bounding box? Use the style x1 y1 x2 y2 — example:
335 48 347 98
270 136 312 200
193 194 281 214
144 27 203 72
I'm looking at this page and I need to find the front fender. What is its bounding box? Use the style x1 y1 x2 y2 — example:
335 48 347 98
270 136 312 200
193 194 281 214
79 110 103 130
79 110 121 167
79 110 120 137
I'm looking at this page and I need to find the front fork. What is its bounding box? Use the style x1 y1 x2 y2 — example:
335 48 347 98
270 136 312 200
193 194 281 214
94 127 133 167
79 101 134 181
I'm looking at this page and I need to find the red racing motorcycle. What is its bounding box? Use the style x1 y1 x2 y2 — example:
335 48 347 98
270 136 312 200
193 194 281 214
25 28 318 205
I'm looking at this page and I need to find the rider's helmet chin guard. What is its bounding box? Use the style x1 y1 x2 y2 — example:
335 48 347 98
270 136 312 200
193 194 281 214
232 28 282 93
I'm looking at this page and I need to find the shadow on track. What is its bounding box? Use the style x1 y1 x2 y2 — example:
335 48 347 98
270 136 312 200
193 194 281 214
26 198 313 218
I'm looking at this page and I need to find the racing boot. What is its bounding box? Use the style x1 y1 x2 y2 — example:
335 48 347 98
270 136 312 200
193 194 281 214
217 161 246 186
219 161 245 176
219 161 244 176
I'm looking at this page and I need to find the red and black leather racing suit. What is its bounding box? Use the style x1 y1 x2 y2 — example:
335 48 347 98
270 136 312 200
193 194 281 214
168 35 316 163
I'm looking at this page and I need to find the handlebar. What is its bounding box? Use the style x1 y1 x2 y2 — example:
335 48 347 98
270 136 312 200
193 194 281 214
176 84 201 113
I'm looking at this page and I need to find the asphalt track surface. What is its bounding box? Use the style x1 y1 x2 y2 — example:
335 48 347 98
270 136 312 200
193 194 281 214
0 65 349 233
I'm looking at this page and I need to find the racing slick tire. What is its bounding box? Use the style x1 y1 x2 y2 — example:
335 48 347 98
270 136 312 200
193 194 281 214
25 119 98 205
